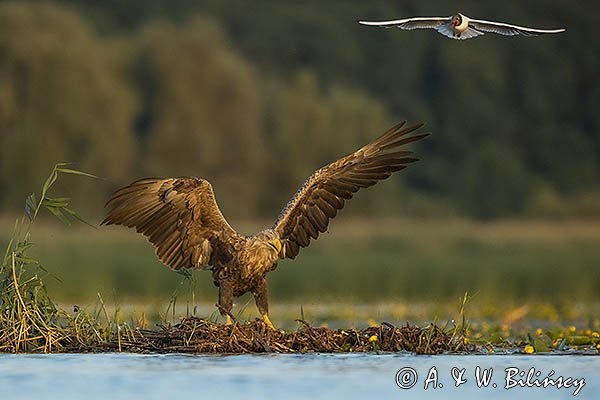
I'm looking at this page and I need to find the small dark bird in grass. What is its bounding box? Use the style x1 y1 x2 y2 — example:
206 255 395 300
102 122 429 328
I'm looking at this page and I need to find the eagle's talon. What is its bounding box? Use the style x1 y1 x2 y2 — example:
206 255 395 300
262 314 276 330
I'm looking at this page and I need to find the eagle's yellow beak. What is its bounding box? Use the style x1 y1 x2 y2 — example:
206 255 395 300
268 239 282 254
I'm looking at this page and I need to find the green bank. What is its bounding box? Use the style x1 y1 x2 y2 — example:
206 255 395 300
1 218 598 308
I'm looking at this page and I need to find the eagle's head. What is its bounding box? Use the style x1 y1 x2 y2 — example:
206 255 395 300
255 229 283 256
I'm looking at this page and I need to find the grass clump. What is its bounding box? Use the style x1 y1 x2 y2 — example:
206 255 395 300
0 164 99 352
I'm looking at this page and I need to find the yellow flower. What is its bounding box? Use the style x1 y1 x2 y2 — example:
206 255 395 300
585 329 592 336
596 344 600 350
592 332 600 338
536 328 543 336
368 335 378 343
524 345 535 354
367 318 378 327
568 326 577 333
464 337 470 344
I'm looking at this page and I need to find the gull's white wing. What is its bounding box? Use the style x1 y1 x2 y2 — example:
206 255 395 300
358 16 450 30
468 18 565 36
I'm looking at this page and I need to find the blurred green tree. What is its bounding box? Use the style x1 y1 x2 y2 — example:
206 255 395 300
0 2 135 211
133 17 264 220
264 70 398 216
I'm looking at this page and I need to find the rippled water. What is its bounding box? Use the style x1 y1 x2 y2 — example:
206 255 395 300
0 353 598 399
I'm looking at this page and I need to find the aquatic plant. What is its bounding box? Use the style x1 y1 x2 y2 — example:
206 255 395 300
0 163 97 352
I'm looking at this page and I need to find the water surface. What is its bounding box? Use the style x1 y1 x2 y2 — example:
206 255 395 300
0 353 597 399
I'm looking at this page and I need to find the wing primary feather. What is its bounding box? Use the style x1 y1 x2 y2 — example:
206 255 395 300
316 199 337 218
158 233 181 261
358 17 449 30
381 133 430 150
301 217 319 239
469 18 565 36
319 190 344 209
364 123 425 155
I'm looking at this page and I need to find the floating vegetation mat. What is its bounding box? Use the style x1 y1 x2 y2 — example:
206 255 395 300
88 317 469 355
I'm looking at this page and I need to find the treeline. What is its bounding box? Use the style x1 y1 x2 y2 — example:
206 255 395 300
0 1 598 219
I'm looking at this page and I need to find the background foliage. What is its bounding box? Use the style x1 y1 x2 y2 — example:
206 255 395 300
0 0 597 219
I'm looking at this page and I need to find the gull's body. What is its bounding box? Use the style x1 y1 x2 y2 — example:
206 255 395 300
358 13 565 40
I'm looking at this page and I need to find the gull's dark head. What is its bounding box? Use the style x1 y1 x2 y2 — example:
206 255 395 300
452 14 462 27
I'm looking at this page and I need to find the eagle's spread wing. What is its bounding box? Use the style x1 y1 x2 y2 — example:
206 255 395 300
468 19 565 37
358 17 449 30
273 122 428 259
102 177 236 270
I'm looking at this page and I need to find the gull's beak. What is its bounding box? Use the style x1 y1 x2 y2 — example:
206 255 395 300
269 239 282 254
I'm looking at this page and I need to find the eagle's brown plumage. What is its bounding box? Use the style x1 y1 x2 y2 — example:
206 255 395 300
102 121 429 328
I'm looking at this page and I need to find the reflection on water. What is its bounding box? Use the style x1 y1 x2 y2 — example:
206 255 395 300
0 353 597 399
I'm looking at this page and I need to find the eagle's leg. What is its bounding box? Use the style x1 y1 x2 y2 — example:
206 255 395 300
253 278 275 329
218 278 234 326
